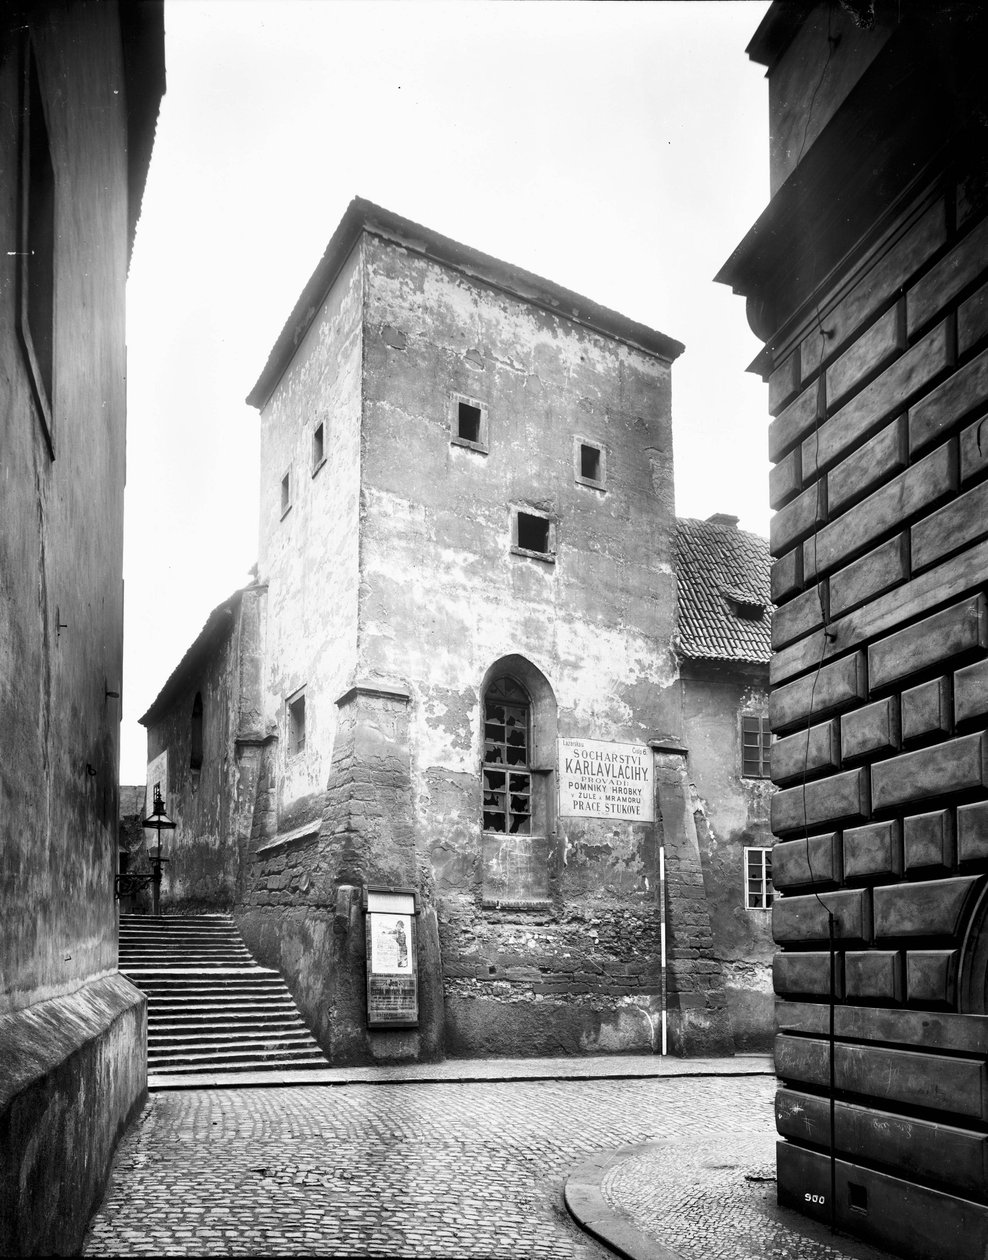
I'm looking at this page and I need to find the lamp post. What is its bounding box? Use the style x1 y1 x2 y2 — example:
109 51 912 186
141 785 176 917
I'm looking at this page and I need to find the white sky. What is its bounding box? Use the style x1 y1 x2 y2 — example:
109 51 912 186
121 0 772 784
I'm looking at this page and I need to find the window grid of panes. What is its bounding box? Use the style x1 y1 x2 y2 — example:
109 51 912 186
741 714 772 778
745 846 773 910
482 678 531 834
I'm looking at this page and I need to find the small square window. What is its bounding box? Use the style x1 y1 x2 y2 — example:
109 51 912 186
287 690 306 757
575 439 606 489
741 713 772 778
450 394 488 453
512 508 555 562
744 847 773 910
312 423 325 474
280 470 291 518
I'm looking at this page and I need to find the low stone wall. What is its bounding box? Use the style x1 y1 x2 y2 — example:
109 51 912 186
0 974 146 1256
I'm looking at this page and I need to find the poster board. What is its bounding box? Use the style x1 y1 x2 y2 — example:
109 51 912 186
557 738 654 822
364 888 419 1028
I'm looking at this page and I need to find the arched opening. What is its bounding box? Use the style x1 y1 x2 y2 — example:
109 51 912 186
190 692 204 771
480 655 557 839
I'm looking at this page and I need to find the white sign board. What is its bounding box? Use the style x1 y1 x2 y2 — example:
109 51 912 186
558 738 654 821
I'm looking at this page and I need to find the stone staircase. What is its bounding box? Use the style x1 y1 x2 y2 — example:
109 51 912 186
119 913 332 1077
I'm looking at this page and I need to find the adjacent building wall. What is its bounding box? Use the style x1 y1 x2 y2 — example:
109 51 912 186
0 3 163 1252
720 3 988 1255
682 665 774 1051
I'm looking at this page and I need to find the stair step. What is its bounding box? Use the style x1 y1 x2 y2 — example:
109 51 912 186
150 1018 306 1033
151 1030 313 1047
149 1057 334 1076
148 1045 329 1067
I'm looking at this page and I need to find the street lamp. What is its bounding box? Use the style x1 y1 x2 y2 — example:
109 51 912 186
141 785 176 917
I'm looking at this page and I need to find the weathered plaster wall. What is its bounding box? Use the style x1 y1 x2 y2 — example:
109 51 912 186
352 233 720 1057
236 247 367 1046
0 4 151 1251
681 667 775 1051
145 597 263 910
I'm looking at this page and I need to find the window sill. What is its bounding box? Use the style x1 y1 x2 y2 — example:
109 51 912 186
450 435 488 455
280 504 292 521
311 456 326 479
574 475 606 492
510 545 555 564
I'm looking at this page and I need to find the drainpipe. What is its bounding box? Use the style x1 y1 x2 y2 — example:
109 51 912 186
659 840 668 1056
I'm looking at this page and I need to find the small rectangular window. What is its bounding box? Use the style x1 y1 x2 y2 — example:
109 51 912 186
744 846 773 910
516 511 550 554
449 394 488 453
741 713 772 778
458 402 482 443
280 470 291 518
312 423 325 474
287 690 306 756
575 439 606 488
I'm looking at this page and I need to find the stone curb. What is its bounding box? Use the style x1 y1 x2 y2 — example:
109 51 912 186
565 1142 683 1260
148 1055 775 1092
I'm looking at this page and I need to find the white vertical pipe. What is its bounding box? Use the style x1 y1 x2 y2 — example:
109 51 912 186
659 844 667 1056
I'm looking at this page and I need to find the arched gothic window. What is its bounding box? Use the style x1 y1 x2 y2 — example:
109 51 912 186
483 677 532 834
190 692 204 771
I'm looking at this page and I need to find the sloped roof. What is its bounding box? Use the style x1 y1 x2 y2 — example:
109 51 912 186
675 516 772 665
139 587 246 727
246 198 685 411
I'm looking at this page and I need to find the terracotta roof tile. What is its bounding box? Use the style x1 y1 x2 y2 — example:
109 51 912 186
675 517 772 664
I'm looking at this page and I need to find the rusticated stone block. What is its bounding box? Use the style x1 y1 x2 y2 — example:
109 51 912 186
772 833 841 889
799 199 946 380
772 722 840 785
843 820 902 881
957 801 988 863
871 733 988 810
803 319 952 479
873 875 980 940
827 302 906 407
912 479 988 573
776 1089 988 1201
773 888 871 946
870 595 986 693
903 810 955 873
954 658 988 726
770 447 801 510
901 676 951 743
841 696 899 764
771 583 826 651
771 652 867 733
769 351 800 415
776 1033 988 1118
773 951 840 998
777 1000 988 1054
771 481 824 558
959 278 988 357
829 533 908 619
910 344 988 456
960 411 988 484
805 439 955 580
827 415 908 516
778 1143 988 1260
772 768 870 835
844 950 902 1002
907 950 958 1006
771 548 803 604
907 214 988 337
769 380 821 462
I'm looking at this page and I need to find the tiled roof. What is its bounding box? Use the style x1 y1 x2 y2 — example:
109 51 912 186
675 516 773 664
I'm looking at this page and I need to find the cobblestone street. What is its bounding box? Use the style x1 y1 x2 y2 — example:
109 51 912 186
84 1071 778 1258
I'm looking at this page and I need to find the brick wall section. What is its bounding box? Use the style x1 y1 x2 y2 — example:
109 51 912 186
766 177 988 1243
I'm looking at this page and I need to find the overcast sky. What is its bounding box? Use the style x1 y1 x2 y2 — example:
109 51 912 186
121 0 772 784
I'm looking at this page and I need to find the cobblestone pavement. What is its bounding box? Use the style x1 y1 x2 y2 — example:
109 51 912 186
598 1123 898 1260
84 1073 778 1258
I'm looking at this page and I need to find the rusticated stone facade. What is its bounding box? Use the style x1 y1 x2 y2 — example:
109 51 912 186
0 4 164 1253
719 2 988 1256
143 200 767 1064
